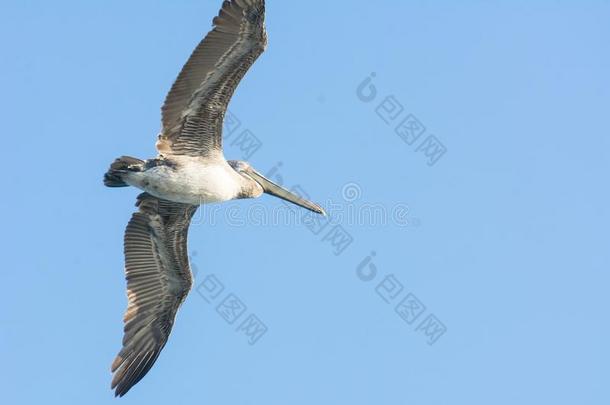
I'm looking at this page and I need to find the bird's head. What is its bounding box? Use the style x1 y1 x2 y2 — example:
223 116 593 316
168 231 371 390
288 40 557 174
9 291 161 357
228 160 326 215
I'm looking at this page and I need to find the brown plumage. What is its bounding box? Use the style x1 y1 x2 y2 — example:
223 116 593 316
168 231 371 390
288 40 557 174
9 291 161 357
107 0 326 396
111 193 198 397
157 0 266 157
110 0 266 396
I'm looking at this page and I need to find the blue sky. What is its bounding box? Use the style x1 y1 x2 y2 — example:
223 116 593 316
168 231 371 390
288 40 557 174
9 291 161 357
1 0 608 404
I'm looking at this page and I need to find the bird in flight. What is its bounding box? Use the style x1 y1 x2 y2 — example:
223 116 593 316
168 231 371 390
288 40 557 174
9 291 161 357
103 0 325 397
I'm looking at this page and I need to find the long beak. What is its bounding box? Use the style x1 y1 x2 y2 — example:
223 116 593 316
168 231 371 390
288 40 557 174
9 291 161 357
248 170 326 215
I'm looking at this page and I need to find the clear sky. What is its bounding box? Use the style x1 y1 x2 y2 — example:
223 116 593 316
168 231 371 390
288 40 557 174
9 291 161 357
1 0 608 404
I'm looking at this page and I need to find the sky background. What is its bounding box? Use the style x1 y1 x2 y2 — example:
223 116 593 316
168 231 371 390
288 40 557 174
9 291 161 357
1 0 609 404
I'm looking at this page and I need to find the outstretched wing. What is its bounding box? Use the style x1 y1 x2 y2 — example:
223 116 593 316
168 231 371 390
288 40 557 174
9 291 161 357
157 0 267 157
111 193 198 397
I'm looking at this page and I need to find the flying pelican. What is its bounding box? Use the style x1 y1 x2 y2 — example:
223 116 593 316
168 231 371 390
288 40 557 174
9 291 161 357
103 0 325 397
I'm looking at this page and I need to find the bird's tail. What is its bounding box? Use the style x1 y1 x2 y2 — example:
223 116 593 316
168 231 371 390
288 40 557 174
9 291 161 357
104 156 144 187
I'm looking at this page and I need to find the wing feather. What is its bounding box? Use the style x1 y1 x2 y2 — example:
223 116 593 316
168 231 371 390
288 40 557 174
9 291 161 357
111 193 198 397
158 0 267 157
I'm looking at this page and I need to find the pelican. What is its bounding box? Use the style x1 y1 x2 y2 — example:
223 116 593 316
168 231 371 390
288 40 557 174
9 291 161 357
103 0 324 397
